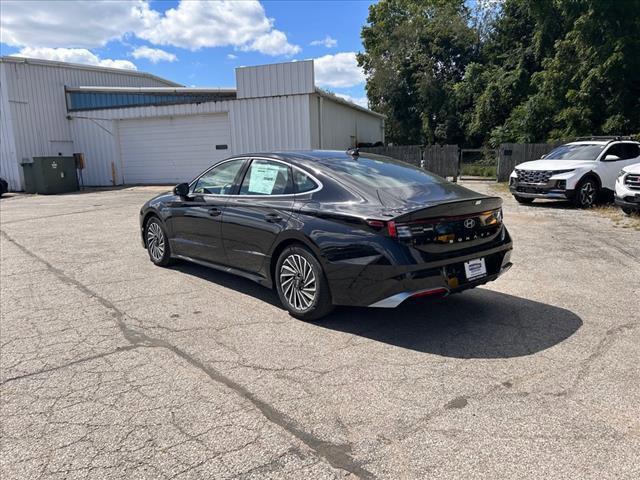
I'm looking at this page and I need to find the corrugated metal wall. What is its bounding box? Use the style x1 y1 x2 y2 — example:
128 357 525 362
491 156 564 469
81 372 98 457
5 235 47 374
236 61 314 99
315 95 385 149
0 58 176 190
1 63 20 191
69 94 311 185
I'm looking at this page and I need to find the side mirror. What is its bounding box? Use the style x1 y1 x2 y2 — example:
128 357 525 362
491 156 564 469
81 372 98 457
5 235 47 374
540 154 546 159
173 182 189 197
604 154 620 162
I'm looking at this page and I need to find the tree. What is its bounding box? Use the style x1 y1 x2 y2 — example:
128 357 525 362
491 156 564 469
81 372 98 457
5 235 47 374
358 0 476 145
360 0 640 146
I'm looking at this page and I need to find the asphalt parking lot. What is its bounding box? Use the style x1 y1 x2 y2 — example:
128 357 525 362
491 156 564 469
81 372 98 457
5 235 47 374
1 181 639 479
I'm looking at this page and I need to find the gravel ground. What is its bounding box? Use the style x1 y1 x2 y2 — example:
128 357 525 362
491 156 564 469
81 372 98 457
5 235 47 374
1 181 638 479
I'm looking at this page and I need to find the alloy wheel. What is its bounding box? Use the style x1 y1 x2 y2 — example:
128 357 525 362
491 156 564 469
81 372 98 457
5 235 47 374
580 182 596 207
147 222 165 262
279 254 317 311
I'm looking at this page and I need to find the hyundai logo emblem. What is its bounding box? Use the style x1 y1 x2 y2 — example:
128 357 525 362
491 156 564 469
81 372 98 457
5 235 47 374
464 218 476 229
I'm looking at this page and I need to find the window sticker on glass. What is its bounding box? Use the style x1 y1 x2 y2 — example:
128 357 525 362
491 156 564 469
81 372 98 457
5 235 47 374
247 163 280 194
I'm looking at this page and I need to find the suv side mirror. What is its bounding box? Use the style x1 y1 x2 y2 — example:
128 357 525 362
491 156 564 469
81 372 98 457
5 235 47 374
604 154 621 162
173 182 189 197
540 154 546 159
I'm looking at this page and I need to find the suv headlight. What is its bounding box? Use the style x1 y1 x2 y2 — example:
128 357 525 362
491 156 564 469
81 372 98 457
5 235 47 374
550 169 575 175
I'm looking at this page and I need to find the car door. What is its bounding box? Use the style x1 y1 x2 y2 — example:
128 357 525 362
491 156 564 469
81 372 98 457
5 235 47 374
168 158 248 264
599 143 640 189
222 158 295 277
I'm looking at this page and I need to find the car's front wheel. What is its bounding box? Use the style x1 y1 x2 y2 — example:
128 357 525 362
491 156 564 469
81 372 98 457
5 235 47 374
573 177 598 208
145 217 174 267
275 245 333 321
622 207 637 216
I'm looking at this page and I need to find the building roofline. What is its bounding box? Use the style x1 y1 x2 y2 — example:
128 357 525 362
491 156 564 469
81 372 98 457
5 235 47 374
0 55 182 87
66 86 236 94
315 88 386 119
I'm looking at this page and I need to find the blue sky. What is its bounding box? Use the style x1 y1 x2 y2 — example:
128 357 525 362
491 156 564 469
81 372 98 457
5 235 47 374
0 0 375 106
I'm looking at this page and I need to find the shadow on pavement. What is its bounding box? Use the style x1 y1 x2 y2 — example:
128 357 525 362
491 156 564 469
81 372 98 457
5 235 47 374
320 289 582 358
172 262 582 359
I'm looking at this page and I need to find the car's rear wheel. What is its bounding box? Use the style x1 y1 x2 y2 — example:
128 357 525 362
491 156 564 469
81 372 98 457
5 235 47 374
145 217 174 267
275 245 333 321
573 177 598 208
514 195 534 204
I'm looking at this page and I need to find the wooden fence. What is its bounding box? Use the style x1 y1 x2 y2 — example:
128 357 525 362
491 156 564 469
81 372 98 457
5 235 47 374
360 144 459 178
359 145 422 167
423 145 460 178
497 143 560 181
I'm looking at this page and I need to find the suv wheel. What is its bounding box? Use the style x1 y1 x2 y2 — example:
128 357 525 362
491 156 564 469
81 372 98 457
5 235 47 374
574 177 598 208
145 217 174 266
275 245 334 321
514 195 534 205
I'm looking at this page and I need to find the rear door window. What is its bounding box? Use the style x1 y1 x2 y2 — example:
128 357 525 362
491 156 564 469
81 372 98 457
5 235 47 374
239 160 293 195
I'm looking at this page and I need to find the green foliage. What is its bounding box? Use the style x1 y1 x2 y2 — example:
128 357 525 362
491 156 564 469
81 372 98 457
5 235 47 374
359 0 640 146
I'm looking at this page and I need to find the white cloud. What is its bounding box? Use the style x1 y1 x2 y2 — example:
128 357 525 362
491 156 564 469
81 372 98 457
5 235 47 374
0 0 153 48
1 0 299 57
227 54 238 60
12 47 137 70
138 0 300 55
313 52 365 88
131 46 177 63
310 36 337 48
241 30 300 56
334 93 369 109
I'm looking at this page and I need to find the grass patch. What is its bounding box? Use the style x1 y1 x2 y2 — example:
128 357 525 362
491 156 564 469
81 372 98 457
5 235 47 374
460 164 497 178
592 205 640 231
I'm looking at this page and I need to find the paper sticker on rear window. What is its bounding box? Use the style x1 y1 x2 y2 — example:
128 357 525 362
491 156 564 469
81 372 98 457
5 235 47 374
247 163 280 194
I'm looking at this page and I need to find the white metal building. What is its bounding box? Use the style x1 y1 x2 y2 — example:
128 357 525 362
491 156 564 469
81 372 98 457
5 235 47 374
1 57 384 190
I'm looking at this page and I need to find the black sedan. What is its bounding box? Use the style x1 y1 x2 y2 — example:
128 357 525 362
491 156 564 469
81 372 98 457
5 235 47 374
140 150 513 320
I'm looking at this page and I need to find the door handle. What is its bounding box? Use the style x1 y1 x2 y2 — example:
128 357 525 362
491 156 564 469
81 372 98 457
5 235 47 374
208 207 222 217
265 213 283 223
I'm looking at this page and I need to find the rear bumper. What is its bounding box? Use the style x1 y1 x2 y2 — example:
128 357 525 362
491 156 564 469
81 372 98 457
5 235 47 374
324 234 513 308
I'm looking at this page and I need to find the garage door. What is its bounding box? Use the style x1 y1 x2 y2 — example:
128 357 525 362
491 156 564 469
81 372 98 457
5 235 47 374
118 114 231 184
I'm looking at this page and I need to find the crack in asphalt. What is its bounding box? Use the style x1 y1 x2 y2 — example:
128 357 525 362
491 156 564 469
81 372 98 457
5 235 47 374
0 345 139 386
1 230 376 480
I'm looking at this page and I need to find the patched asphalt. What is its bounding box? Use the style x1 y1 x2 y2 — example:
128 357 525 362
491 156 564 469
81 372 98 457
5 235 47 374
1 182 638 479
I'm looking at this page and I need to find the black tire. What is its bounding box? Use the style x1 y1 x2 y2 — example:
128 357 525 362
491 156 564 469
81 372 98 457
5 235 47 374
622 207 637 216
514 195 534 204
145 217 174 267
573 177 598 208
275 245 334 321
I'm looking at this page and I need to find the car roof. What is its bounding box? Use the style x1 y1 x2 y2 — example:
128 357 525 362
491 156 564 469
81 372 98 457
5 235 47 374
564 140 639 146
227 150 393 172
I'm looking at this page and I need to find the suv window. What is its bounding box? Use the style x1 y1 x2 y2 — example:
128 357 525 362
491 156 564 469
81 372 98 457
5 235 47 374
623 143 640 159
193 159 245 195
239 160 293 195
293 169 318 193
603 143 639 161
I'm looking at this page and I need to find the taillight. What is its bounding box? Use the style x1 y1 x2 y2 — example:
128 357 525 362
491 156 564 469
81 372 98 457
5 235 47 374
387 220 397 237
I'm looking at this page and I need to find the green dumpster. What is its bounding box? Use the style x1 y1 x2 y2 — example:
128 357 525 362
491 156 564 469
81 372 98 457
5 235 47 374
20 156 79 194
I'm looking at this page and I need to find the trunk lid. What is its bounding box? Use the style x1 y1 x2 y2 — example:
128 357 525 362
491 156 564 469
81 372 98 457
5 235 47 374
388 196 504 253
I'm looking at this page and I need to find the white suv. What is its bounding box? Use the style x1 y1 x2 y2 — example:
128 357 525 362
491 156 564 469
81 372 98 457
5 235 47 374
615 162 640 215
509 137 640 208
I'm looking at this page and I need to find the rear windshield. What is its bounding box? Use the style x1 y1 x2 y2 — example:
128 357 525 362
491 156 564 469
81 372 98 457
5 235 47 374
326 155 445 189
545 144 605 160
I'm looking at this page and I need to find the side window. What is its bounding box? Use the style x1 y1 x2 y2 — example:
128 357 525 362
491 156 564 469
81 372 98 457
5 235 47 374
623 143 640 159
293 169 319 193
602 144 625 161
239 160 293 195
193 159 245 195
